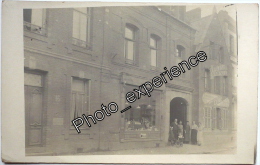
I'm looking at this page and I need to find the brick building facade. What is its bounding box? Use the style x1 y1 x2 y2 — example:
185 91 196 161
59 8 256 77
23 6 236 155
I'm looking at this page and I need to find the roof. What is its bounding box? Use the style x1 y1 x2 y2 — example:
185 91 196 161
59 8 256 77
190 14 213 48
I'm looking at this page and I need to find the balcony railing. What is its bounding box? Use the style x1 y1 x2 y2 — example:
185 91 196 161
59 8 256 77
23 21 47 36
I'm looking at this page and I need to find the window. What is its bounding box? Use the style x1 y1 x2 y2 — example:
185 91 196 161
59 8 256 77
72 8 92 48
23 9 47 35
204 107 211 129
210 108 228 130
209 41 216 60
124 25 136 64
222 109 228 129
222 76 228 96
219 47 224 63
176 45 185 58
214 76 221 94
176 45 186 78
124 86 161 131
150 35 159 67
211 108 216 129
230 35 234 54
216 108 221 129
71 78 90 128
204 69 211 92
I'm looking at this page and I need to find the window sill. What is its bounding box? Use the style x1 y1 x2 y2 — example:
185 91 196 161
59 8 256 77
23 21 47 37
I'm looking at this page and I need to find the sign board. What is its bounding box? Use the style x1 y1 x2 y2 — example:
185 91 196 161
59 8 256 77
210 64 228 79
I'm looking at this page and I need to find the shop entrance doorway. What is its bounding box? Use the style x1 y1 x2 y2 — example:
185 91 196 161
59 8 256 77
170 97 188 126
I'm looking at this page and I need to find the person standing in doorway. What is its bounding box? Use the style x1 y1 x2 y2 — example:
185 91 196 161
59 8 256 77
191 121 198 145
184 121 191 144
178 121 184 136
171 119 179 144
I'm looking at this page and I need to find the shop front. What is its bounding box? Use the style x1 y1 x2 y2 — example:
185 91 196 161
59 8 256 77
120 84 163 142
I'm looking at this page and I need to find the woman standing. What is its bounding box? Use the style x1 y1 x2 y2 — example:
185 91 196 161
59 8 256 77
168 126 174 145
191 121 198 145
184 121 191 144
178 121 184 136
197 122 204 146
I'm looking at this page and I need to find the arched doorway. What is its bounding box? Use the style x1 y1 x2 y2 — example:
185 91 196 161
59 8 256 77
170 97 188 126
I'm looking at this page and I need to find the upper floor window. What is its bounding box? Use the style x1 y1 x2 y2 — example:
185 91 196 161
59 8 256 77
219 47 224 63
204 69 211 92
222 76 228 96
71 77 90 128
176 45 186 78
124 24 137 64
209 41 217 60
23 9 47 36
72 8 92 48
176 45 185 58
150 34 160 68
214 76 221 95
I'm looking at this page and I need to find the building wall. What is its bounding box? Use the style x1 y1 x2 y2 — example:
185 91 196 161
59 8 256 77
24 6 236 155
192 12 236 145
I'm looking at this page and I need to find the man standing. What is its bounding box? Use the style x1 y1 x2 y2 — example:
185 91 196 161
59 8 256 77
171 119 179 143
184 121 191 144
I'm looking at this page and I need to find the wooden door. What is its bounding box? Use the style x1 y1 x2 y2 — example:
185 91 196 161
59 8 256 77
25 73 43 147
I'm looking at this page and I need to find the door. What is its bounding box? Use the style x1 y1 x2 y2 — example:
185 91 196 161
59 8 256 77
170 97 187 125
25 73 44 147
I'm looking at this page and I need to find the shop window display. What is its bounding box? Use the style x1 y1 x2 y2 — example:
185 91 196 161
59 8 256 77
124 86 161 131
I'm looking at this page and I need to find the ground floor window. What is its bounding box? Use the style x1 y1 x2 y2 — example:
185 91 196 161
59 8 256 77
204 107 211 129
70 77 90 128
204 107 228 130
124 85 161 131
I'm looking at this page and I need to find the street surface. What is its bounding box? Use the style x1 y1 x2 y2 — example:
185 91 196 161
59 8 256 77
83 142 236 155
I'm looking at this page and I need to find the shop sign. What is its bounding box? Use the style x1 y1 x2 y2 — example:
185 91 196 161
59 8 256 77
210 64 228 79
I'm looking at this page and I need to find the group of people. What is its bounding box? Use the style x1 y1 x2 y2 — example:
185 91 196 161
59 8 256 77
169 119 203 146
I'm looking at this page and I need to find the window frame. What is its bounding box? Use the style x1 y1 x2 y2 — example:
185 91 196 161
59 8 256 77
204 107 212 129
124 25 136 64
214 76 221 95
150 35 159 68
204 69 211 92
72 8 92 48
70 77 91 129
23 9 47 36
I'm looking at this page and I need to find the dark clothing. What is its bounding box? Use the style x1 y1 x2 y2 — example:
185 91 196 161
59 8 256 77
191 129 197 144
168 128 174 142
171 122 179 140
184 124 191 142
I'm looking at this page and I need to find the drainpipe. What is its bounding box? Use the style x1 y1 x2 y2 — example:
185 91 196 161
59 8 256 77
97 7 106 151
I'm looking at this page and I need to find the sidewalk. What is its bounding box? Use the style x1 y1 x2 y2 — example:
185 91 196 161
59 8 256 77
83 142 236 155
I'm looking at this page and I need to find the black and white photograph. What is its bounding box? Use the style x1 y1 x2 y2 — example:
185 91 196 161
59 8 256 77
23 4 237 156
1 1 258 164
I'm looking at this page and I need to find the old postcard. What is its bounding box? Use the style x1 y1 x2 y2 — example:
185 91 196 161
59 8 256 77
1 1 258 164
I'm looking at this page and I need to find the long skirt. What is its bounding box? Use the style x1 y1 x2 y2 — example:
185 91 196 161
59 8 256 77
168 129 174 142
191 129 197 144
197 131 203 145
184 130 190 143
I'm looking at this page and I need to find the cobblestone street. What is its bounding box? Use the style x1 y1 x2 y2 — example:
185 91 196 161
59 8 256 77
83 142 236 155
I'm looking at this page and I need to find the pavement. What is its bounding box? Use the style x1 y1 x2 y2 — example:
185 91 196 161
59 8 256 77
83 142 236 155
